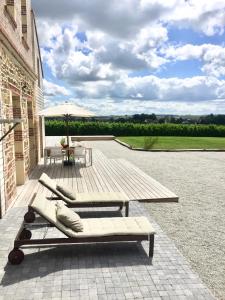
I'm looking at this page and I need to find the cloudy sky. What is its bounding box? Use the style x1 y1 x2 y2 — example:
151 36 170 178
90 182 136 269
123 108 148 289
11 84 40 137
32 0 225 115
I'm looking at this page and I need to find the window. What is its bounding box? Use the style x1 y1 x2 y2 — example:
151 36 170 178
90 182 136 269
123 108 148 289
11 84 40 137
6 0 15 17
5 0 17 29
22 24 27 34
21 0 27 38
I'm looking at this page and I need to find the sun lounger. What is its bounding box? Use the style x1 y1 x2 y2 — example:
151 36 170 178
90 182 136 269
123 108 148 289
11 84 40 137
37 173 130 217
8 194 155 265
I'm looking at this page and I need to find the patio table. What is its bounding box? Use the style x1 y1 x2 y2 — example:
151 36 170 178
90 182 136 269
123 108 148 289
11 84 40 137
44 146 92 166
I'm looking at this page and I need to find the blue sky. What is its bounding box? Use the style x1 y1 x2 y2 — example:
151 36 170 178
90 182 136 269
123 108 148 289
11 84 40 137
32 0 225 115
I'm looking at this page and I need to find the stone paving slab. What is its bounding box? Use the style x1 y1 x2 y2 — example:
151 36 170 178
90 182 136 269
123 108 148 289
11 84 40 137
0 200 215 300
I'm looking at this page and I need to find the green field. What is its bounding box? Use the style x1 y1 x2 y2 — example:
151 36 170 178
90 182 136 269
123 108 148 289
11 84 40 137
117 136 225 150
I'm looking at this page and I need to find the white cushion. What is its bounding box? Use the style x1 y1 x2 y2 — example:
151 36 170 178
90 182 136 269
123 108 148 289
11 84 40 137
75 192 129 203
39 173 75 202
31 195 155 238
56 202 83 232
78 216 155 238
39 173 57 191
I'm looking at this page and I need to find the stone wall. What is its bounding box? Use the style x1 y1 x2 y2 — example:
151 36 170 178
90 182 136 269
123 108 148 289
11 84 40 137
0 138 5 217
0 0 44 216
0 48 36 210
0 90 5 217
1 88 17 211
0 0 33 69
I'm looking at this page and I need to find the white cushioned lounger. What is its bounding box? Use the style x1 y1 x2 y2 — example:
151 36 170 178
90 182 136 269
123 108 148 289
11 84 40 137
8 194 155 265
38 173 130 216
31 195 154 238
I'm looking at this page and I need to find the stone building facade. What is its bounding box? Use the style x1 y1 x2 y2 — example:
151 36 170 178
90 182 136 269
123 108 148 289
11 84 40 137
0 0 44 217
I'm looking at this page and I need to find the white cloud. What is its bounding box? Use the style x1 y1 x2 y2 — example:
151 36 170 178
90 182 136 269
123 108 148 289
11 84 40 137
169 0 225 36
43 79 71 96
87 25 168 71
72 97 225 116
41 22 168 84
43 73 225 115
36 21 62 47
162 44 225 77
33 0 225 114
33 0 225 37
73 75 225 103
32 0 174 38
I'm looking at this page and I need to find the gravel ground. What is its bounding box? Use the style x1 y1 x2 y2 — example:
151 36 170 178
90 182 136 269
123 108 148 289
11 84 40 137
89 140 225 300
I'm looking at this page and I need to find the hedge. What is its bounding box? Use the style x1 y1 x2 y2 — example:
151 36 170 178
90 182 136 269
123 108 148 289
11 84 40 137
45 120 225 137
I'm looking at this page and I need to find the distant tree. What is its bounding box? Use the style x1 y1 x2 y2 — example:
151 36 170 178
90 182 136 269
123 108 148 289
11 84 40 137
132 113 157 123
116 117 127 123
199 114 225 125
175 117 184 124
158 118 165 124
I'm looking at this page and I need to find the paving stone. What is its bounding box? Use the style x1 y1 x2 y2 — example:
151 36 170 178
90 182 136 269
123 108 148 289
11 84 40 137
0 155 216 300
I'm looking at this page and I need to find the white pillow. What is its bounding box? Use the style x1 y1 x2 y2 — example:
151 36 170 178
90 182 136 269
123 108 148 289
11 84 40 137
56 202 83 232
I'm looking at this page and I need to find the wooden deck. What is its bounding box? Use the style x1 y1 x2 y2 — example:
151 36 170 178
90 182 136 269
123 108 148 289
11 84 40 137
14 149 178 207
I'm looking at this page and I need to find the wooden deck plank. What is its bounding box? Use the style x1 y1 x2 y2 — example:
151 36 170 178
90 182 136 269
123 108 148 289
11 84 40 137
76 165 88 193
82 164 97 192
15 164 44 207
13 148 178 207
94 155 140 200
118 159 178 201
80 165 93 193
93 153 123 193
92 165 112 193
120 159 178 200
88 165 105 192
112 159 165 199
85 164 102 192
93 150 148 199
109 159 156 200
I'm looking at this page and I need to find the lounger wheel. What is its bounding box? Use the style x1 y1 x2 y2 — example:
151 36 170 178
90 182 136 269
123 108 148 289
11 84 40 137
8 249 24 265
19 229 32 240
24 211 35 223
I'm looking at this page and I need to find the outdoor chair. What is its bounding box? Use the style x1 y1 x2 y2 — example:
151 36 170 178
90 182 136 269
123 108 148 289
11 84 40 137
47 147 65 164
37 173 130 217
73 145 87 165
8 193 155 265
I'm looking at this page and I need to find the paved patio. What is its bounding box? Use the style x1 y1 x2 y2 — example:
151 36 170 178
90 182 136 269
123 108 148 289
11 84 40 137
0 204 214 299
0 139 216 299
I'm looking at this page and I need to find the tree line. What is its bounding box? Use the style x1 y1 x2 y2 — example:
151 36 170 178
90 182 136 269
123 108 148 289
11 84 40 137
53 114 225 125
45 120 225 137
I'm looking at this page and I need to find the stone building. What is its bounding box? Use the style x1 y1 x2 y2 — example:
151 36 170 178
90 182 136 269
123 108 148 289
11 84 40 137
0 0 44 217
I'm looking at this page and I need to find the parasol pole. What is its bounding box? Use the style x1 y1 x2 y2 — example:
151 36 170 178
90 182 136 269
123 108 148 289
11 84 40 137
65 114 70 163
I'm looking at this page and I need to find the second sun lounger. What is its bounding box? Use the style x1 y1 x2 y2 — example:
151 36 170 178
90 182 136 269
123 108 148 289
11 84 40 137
8 194 155 265
38 173 130 217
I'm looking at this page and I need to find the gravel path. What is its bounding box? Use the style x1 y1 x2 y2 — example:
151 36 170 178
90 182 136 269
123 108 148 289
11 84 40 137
89 140 225 300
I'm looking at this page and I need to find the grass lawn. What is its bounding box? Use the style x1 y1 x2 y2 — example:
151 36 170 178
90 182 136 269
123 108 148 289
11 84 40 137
117 136 225 150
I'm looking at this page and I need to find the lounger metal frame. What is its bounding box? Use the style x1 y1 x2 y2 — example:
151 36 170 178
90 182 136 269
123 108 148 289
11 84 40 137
49 196 130 217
